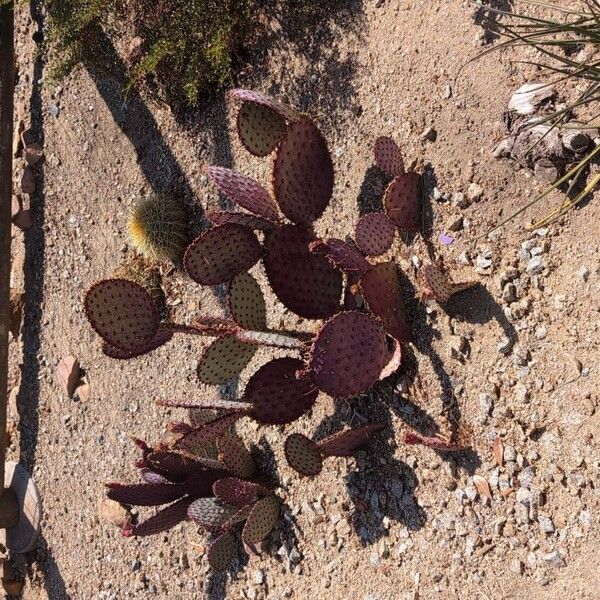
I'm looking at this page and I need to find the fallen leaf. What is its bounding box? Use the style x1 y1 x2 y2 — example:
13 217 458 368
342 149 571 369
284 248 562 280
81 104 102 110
21 127 37 147
57 356 80 397
97 498 132 529
9 290 24 338
11 196 20 217
500 487 515 498
24 142 43 166
20 166 35 194
12 118 24 157
493 437 504 467
473 474 493 500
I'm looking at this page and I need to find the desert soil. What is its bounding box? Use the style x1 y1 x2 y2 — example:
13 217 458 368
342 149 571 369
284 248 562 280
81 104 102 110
6 0 600 599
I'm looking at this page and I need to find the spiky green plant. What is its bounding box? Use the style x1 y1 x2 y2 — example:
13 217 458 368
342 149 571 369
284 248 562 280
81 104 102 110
476 0 600 232
128 194 188 263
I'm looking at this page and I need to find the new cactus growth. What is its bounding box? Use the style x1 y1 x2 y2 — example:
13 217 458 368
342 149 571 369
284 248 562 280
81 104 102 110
129 194 188 263
107 418 279 571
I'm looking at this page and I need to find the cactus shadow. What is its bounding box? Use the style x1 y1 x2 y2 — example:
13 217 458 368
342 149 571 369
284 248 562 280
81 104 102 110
312 389 426 544
420 162 439 244
356 166 392 216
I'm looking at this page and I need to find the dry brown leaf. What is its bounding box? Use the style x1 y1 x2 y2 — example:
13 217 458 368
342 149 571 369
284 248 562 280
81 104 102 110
57 356 80 397
11 209 31 231
473 474 493 500
11 196 20 217
493 436 504 467
501 487 515 498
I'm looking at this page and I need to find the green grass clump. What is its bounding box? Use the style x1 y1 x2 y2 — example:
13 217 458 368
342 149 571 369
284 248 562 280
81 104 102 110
46 0 260 106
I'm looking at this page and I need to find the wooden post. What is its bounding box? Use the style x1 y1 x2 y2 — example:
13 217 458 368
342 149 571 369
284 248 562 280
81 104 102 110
0 1 20 528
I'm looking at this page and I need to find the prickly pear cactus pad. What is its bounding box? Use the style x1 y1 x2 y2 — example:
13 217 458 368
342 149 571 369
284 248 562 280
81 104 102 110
264 225 343 319
284 433 323 476
231 89 301 123
206 210 276 232
384 172 422 232
273 117 334 226
241 495 280 545
307 311 388 398
84 278 160 353
355 212 397 257
126 498 193 537
309 238 371 276
207 531 236 571
101 327 173 360
245 358 318 424
206 166 280 221
359 262 411 343
213 477 261 507
217 432 256 479
373 136 405 177
317 424 386 456
228 272 267 331
197 334 257 385
184 223 262 286
188 497 239 533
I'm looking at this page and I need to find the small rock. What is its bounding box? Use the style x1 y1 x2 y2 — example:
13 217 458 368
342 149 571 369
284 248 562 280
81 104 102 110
541 550 565 568
98 498 132 529
504 445 517 462
467 182 483 202
538 515 555 533
254 570 265 585
502 283 517 303
511 559 524 575
515 383 529 403
526 256 544 275
420 126 437 142
512 345 530 366
447 215 464 232
452 192 469 209
476 255 493 270
579 266 590 281
497 336 513 355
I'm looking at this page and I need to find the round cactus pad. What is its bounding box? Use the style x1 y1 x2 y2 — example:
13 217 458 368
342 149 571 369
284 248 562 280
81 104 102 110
102 327 173 360
384 173 422 231
184 224 262 286
373 136 404 177
188 497 238 533
174 413 245 456
237 101 288 157
359 262 411 343
197 334 256 385
355 212 397 257
308 311 388 398
318 424 386 456
284 433 323 476
229 272 267 331
264 225 342 319
246 358 318 424
207 531 236 571
273 118 334 226
206 166 280 221
85 279 159 353
207 210 276 233
213 478 260 507
241 495 280 545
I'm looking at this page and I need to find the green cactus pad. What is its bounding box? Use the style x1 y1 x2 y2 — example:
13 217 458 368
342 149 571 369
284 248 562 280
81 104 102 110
197 334 256 385
359 262 411 343
307 311 388 398
384 173 422 232
188 497 238 533
207 531 236 571
273 118 334 226
184 224 262 286
229 272 267 331
284 433 323 477
241 495 280 545
217 431 256 479
206 166 280 221
246 358 318 425
317 424 386 457
237 101 288 156
85 279 160 353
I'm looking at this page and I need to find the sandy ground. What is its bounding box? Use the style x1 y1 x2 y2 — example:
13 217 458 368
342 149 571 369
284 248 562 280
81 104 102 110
6 0 599 598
